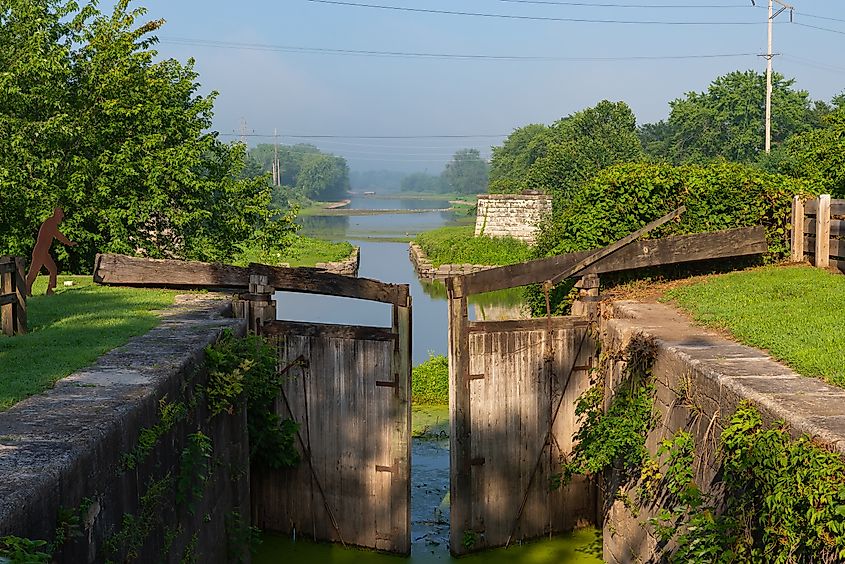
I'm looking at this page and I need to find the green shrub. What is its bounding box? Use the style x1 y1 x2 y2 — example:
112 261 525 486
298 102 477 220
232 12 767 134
416 226 531 267
206 332 300 469
536 161 809 261
412 354 449 405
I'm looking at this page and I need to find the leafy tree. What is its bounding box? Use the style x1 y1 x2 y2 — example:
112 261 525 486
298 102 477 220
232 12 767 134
441 149 489 195
0 0 293 272
488 124 554 194
649 70 814 163
524 100 644 201
771 106 845 197
295 154 349 200
400 172 446 193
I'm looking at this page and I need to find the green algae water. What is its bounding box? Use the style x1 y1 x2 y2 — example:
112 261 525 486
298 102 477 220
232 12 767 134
254 528 603 563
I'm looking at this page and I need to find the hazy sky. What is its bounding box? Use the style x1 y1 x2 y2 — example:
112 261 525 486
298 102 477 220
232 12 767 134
107 0 844 172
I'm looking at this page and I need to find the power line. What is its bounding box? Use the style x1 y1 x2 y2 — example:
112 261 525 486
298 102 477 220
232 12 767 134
161 37 758 61
793 21 845 36
781 54 845 74
221 133 509 139
491 0 753 8
797 11 845 25
303 0 762 24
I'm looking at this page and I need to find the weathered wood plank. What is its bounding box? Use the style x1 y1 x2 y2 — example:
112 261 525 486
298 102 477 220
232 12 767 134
13 257 26 335
816 195 832 268
263 321 396 342
0 294 17 306
93 253 410 305
804 236 845 260
792 196 805 262
448 276 472 556
468 317 589 334
461 226 767 296
803 218 845 238
806 198 845 216
546 206 686 286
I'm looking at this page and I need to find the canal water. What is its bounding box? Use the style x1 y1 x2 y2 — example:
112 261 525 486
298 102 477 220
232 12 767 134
258 197 602 562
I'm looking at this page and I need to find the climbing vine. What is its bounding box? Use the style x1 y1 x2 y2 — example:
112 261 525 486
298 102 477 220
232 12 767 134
205 331 300 469
560 334 658 488
673 401 845 563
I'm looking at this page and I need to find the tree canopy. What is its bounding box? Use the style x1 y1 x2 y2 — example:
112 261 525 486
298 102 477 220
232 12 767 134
246 144 350 201
442 149 489 195
641 70 815 164
0 0 292 272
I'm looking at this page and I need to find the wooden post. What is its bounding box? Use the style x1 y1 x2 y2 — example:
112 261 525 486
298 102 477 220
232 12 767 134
791 195 805 263
0 256 25 336
1 257 12 337
390 297 412 555
447 275 471 556
13 257 26 335
816 194 831 268
571 274 600 319
234 274 276 334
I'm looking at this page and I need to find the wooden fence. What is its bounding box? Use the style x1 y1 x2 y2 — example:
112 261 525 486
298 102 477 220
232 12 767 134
792 194 845 271
0 256 27 336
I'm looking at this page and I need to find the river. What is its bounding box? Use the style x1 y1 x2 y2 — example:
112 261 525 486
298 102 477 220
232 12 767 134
258 196 601 563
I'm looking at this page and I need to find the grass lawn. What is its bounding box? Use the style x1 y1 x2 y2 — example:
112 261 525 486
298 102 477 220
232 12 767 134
234 236 353 267
415 225 531 267
0 275 178 411
664 265 845 387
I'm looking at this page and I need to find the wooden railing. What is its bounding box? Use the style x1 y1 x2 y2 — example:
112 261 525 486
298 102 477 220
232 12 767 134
791 195 845 272
0 256 27 336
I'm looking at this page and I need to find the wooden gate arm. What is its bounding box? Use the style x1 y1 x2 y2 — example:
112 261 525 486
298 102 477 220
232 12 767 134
459 224 767 297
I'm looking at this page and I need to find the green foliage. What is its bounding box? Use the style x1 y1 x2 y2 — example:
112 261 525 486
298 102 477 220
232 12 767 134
412 354 449 405
176 432 213 515
205 332 300 469
489 123 554 194
665 266 845 388
416 226 531 267
674 402 845 563
225 511 262 564
0 276 177 412
0 0 294 271
535 161 806 262
562 336 657 484
524 100 644 201
0 536 50 563
234 236 354 268
247 143 350 201
771 106 845 197
105 474 173 561
400 172 447 193
646 70 815 163
121 398 189 471
442 149 489 195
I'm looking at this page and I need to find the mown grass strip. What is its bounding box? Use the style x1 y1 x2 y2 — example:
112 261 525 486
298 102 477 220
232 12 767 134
0 276 177 411
234 236 353 267
415 225 530 267
664 265 845 387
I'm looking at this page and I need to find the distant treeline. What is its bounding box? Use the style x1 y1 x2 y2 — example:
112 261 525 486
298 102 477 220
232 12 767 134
245 144 350 202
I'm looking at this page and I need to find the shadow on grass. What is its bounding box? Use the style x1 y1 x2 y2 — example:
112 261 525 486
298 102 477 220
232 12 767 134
0 278 177 411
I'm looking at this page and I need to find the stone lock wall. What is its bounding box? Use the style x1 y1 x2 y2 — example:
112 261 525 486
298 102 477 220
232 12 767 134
0 296 250 564
598 301 845 563
474 193 552 244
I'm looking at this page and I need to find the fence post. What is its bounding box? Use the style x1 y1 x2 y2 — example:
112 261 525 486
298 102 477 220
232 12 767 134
233 274 275 334
816 194 831 268
571 274 600 319
791 195 805 263
13 257 26 335
1 257 11 336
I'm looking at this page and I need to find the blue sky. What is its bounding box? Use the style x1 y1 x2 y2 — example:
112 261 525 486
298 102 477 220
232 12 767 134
107 0 845 172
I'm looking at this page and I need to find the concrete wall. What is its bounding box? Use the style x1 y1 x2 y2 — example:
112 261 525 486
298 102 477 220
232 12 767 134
599 301 845 563
0 295 250 563
474 194 552 244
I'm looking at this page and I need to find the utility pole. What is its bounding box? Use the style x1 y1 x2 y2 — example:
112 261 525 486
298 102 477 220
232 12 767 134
272 128 281 187
238 117 249 144
753 0 794 153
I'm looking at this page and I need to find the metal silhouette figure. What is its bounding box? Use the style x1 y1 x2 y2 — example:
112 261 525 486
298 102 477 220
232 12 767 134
26 207 77 296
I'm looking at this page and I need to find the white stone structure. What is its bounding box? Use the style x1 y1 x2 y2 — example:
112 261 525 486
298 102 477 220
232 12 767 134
474 193 552 244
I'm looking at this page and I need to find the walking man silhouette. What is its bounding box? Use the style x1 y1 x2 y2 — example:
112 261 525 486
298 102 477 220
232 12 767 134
26 207 77 296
